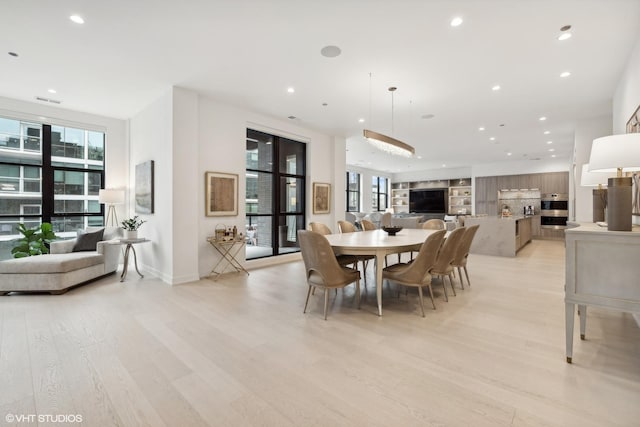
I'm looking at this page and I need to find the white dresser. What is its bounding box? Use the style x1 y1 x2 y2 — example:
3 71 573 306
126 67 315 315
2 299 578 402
565 223 640 362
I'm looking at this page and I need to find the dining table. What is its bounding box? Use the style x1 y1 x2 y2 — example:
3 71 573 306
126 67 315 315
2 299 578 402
324 228 439 316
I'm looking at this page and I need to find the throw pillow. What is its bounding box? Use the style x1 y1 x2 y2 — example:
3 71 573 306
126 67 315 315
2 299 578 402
72 229 105 252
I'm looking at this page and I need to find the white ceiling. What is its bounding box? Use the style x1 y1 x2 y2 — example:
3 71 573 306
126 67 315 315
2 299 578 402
2 0 640 173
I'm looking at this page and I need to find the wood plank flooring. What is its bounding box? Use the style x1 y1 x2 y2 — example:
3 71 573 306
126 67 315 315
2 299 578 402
1 239 639 426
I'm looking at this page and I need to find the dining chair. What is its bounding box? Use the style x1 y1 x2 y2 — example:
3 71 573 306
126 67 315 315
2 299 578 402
360 219 377 231
298 230 361 320
451 224 480 289
383 230 446 316
422 219 446 230
309 222 358 267
429 227 466 302
337 220 374 291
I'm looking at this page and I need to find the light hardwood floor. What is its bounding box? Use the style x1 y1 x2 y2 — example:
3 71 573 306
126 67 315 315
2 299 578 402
1 239 639 426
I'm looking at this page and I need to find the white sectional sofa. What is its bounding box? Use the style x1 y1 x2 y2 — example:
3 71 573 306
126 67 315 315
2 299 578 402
0 227 121 295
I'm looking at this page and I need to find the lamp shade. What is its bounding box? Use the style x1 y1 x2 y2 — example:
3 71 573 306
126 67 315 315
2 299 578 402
589 134 640 173
580 163 610 187
98 189 125 204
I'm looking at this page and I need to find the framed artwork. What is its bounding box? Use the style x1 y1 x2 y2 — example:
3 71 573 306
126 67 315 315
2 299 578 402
135 160 154 214
205 171 238 216
628 104 640 214
627 104 640 133
313 182 331 214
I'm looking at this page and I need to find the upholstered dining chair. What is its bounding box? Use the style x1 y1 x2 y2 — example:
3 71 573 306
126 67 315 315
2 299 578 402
360 219 377 231
451 224 480 289
381 212 392 227
298 230 361 320
429 227 466 302
422 219 446 230
308 222 358 267
337 220 374 290
383 230 446 316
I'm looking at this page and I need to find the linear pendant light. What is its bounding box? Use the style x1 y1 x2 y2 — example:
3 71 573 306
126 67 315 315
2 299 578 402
364 79 415 157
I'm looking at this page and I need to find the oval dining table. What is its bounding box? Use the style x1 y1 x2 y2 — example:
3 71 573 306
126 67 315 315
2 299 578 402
324 228 440 316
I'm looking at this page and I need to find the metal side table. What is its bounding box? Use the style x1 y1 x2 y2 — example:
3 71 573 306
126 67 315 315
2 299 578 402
120 238 150 282
206 237 249 280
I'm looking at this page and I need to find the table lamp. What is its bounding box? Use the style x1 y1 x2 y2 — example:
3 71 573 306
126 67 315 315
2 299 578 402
99 189 125 227
589 134 640 231
580 163 610 222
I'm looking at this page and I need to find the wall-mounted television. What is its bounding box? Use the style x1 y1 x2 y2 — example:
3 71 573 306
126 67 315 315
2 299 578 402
409 189 446 213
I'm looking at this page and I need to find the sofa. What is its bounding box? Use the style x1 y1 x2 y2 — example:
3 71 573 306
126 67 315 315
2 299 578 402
0 227 121 295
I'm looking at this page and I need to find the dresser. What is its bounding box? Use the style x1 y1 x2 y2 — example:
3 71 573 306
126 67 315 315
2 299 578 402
565 223 640 362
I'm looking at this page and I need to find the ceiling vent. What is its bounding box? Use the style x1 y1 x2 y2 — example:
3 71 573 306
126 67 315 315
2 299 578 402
35 96 61 104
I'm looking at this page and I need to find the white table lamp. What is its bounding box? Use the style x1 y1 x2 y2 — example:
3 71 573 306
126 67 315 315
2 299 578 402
580 163 610 223
99 189 125 227
589 134 640 231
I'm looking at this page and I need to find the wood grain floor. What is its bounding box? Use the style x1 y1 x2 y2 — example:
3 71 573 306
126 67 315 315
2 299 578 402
1 239 639 426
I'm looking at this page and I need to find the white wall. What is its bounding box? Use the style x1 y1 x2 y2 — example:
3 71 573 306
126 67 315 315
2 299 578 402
129 89 174 282
0 96 129 223
196 95 340 276
613 37 640 134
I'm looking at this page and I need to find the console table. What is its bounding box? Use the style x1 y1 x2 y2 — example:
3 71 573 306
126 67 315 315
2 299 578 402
206 237 249 280
565 223 640 363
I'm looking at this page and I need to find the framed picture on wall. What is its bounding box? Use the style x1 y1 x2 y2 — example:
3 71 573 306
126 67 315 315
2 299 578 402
313 182 331 214
205 171 238 216
135 160 154 214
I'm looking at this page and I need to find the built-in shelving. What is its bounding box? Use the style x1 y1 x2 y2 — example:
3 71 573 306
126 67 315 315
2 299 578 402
448 178 472 215
390 178 472 215
391 183 410 214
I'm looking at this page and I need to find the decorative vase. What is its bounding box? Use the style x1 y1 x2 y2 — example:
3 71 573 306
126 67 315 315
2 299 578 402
124 229 138 240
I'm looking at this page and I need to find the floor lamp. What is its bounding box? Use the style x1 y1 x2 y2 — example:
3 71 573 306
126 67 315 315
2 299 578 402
99 189 125 227
589 134 640 231
580 163 609 222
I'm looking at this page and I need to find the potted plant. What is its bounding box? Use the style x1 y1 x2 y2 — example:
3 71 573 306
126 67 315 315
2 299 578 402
121 216 146 240
11 222 58 258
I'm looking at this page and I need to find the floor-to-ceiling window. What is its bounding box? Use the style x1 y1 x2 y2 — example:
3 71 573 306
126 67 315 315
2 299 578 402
246 129 306 260
346 171 360 212
0 116 105 260
372 175 389 212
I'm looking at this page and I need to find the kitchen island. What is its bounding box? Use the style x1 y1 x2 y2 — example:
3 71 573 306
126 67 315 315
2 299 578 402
465 215 533 257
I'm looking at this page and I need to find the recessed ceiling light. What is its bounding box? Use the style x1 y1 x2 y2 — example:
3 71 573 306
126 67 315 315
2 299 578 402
322 103 328 107
47 89 57 94
507 152 512 156
546 140 553 144
358 118 365 123
551 154 556 158
560 71 571 78
489 137 496 141
69 15 84 24
417 155 422 159
450 17 463 27
558 32 572 41
287 115 296 120
320 45 342 58
548 148 555 152
544 130 550 135
421 114 435 119
539 116 547 121
478 127 485 131
560 25 572 32
442 164 446 168
287 87 295 93
8 52 18 57
492 85 501 91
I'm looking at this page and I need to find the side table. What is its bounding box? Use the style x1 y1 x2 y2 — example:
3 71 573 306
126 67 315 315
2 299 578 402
206 237 249 280
119 238 150 282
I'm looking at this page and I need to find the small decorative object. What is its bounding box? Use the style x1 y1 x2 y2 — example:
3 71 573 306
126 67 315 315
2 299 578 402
382 226 403 236
205 171 238 216
135 160 154 214
313 182 331 214
11 222 58 258
215 224 226 241
121 216 146 240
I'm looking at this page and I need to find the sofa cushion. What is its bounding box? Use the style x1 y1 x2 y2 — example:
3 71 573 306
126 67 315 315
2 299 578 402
73 229 105 252
0 253 104 274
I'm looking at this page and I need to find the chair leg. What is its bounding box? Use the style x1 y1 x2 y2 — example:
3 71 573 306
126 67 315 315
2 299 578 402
426 284 436 310
417 286 425 317
448 274 457 296
303 285 312 313
457 266 465 289
324 288 329 320
355 278 361 309
463 266 471 287
441 276 449 302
